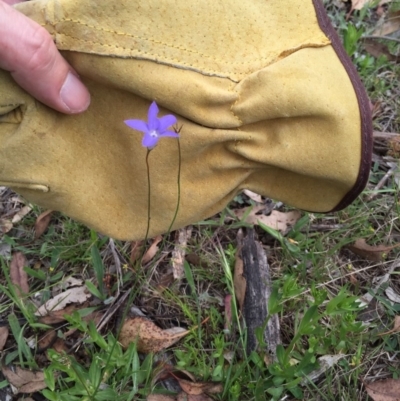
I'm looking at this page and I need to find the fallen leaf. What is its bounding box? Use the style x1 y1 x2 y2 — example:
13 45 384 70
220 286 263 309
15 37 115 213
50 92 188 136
235 206 300 233
350 0 373 10
0 326 9 351
176 379 223 396
37 329 57 352
243 189 263 203
11 205 32 224
130 240 144 263
142 236 163 264
171 226 192 280
301 355 344 384
385 287 400 304
35 285 91 316
366 378 400 401
233 251 246 310
379 315 400 336
52 276 84 296
224 295 232 333
10 252 29 296
147 395 176 401
0 219 13 234
119 316 189 352
1 366 46 394
373 10 400 36
34 210 53 239
0 243 11 259
363 39 399 62
177 393 213 401
347 239 400 262
38 304 85 324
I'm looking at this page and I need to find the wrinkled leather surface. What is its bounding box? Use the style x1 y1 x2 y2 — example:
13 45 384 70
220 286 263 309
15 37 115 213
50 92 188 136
0 0 369 240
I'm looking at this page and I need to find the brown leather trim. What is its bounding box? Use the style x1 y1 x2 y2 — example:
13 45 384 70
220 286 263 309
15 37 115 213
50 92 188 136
312 0 373 211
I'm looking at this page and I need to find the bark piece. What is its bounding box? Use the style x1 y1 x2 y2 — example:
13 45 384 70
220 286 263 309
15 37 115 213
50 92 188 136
237 228 281 358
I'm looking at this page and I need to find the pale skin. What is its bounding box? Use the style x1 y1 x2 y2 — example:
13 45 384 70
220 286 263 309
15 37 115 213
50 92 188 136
0 0 90 114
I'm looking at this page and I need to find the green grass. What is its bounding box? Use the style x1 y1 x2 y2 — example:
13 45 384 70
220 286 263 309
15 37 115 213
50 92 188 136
1 1 400 400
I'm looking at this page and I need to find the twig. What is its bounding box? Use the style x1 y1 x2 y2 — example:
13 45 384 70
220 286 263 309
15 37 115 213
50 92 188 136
309 224 345 231
373 131 400 139
69 289 132 352
108 238 123 298
362 259 400 304
362 35 400 44
366 165 397 202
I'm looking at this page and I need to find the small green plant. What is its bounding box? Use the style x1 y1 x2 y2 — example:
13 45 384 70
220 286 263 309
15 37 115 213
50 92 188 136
43 319 153 401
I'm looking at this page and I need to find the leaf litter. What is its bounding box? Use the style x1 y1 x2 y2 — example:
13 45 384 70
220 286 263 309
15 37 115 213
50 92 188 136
0 326 9 351
35 284 91 316
9 252 29 296
34 209 53 239
119 316 189 353
234 205 300 233
1 365 46 394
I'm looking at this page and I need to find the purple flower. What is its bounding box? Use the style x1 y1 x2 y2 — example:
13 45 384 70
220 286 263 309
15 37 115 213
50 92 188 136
124 101 179 149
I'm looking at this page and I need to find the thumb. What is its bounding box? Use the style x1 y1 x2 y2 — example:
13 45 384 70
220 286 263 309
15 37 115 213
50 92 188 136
0 0 90 114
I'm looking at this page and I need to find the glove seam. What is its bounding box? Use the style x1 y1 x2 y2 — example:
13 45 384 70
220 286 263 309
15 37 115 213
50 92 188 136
42 19 331 81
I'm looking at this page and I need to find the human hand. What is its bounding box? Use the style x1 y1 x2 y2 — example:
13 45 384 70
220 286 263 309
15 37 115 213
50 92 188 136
0 0 90 114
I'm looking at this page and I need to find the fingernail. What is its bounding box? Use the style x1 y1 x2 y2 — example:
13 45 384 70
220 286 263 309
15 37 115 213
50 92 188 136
60 72 91 113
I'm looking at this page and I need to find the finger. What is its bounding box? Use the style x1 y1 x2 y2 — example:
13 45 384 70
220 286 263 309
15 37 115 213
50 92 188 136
0 1 90 114
3 0 25 5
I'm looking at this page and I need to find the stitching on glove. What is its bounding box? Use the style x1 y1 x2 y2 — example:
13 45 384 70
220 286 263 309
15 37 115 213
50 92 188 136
229 81 242 126
43 19 330 69
0 104 20 108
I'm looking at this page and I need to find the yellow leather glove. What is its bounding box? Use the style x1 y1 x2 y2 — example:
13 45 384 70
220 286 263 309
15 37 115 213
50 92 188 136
0 0 372 240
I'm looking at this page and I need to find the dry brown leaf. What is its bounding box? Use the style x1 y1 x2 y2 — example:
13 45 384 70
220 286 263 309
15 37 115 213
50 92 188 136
235 206 300 233
243 189 263 203
374 10 400 36
177 379 223 396
350 0 372 10
172 227 192 280
147 395 177 401
177 393 213 401
130 240 144 263
35 285 91 316
37 329 57 351
224 295 232 333
233 250 246 310
347 239 400 262
52 276 84 296
38 304 85 324
0 219 13 234
11 205 32 224
379 315 400 336
10 252 29 296
119 316 189 352
0 326 9 351
385 287 400 303
366 377 400 401
142 236 163 264
364 39 399 62
34 210 53 239
1 366 46 394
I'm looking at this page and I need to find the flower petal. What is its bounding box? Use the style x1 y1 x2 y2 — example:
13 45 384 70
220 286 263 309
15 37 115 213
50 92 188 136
159 130 180 138
158 114 177 132
147 101 159 131
142 132 159 149
124 119 148 133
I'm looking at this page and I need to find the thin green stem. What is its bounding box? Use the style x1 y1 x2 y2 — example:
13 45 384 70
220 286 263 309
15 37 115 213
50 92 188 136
166 138 181 234
144 149 152 244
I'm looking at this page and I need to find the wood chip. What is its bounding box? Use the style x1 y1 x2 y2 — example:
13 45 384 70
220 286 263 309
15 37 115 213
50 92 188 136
10 252 29 296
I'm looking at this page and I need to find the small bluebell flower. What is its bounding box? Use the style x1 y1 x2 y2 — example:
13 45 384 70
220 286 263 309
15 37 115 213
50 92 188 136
124 101 178 149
